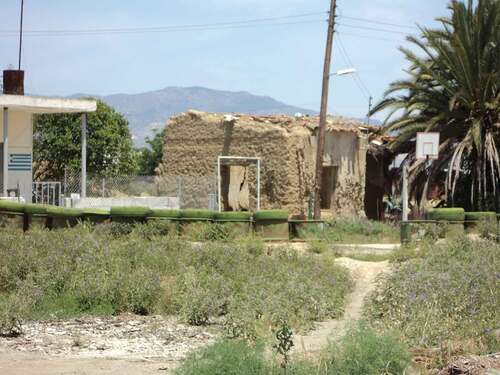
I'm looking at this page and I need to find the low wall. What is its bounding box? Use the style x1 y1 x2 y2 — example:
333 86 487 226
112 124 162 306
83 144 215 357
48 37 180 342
70 197 180 210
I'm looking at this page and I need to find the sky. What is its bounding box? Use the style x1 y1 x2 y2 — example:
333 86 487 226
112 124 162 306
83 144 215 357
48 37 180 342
0 0 450 120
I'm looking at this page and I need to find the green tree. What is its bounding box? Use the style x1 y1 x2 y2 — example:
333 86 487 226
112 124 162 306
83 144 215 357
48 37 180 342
136 127 166 175
372 0 500 210
34 99 139 180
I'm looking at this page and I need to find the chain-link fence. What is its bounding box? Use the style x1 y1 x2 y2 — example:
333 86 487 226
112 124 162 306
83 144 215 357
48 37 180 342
60 169 218 210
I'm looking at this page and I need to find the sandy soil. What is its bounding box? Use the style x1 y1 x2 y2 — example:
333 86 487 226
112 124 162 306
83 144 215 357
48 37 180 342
293 257 390 355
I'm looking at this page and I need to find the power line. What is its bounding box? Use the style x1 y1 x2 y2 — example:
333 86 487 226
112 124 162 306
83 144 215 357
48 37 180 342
0 20 326 37
337 22 411 36
338 15 419 31
335 35 371 100
0 11 328 36
337 31 405 43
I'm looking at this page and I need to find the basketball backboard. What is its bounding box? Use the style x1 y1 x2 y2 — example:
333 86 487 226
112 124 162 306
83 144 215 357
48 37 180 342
416 132 440 160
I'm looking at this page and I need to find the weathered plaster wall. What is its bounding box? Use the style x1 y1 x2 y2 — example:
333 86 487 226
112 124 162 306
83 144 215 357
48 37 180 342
158 111 368 217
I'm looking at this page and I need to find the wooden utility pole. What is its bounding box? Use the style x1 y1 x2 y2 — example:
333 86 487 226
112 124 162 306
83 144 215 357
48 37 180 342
314 0 337 219
18 0 25 70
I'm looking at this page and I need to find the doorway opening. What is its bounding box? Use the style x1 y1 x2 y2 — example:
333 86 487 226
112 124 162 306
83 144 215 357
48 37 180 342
320 166 338 210
217 156 261 212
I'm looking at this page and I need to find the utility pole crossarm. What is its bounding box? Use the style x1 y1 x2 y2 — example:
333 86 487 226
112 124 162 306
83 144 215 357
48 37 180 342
313 0 337 220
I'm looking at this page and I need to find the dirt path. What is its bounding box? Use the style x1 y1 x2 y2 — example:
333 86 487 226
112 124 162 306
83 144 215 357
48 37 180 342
293 257 390 355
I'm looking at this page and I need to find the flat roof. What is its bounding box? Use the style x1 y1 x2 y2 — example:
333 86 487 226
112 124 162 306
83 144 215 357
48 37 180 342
0 94 97 114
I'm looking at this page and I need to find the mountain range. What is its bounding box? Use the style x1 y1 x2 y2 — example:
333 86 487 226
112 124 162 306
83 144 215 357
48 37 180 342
75 86 378 146
89 87 316 146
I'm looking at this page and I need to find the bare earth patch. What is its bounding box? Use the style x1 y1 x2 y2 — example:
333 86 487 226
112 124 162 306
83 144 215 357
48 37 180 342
0 314 215 374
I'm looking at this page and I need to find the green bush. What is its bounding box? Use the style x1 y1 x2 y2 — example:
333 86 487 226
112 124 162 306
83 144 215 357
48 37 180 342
366 237 500 351
176 340 270 375
83 208 109 216
253 210 289 221
465 211 497 222
24 204 49 215
110 206 152 217
426 208 465 221
46 207 84 218
214 211 253 221
323 323 410 375
0 200 25 213
180 209 216 220
149 209 181 219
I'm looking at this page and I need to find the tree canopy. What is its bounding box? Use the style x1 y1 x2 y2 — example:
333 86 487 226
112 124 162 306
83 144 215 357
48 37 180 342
34 99 138 180
136 127 166 175
372 0 500 211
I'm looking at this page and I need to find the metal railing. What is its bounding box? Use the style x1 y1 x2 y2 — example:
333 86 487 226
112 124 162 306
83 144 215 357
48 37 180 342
33 181 62 206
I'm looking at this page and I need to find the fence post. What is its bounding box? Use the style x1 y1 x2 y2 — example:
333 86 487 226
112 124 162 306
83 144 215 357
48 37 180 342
177 176 182 208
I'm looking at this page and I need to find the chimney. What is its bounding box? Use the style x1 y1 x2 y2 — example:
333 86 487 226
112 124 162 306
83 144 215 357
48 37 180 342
3 70 25 95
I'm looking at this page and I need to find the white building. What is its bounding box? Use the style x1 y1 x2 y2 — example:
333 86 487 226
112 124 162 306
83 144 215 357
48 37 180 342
0 94 97 202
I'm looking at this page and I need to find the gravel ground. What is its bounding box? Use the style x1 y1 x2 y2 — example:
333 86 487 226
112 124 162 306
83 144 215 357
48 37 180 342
0 314 215 374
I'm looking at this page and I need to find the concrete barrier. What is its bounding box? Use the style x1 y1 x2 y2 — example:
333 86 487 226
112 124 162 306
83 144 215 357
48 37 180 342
71 197 180 210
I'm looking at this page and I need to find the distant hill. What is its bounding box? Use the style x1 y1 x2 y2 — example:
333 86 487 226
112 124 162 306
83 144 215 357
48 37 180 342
85 87 316 146
72 86 381 146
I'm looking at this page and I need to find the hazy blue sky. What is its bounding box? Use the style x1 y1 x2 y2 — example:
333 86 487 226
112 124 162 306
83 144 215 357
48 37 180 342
1 0 450 120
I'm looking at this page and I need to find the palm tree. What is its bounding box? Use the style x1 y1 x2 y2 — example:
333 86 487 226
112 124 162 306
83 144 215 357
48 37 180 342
372 0 500 211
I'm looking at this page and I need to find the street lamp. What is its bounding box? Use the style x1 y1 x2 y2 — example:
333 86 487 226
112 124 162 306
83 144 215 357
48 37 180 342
331 68 357 76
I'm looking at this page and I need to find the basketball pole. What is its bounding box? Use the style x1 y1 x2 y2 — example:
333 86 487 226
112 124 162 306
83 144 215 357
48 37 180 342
402 160 409 222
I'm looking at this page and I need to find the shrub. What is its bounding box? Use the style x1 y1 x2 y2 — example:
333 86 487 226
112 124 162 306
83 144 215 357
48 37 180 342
149 209 181 218
465 211 497 222
323 323 410 375
175 340 270 375
366 237 500 350
0 200 25 213
24 204 49 215
214 211 253 221
0 293 32 337
426 208 465 221
46 207 84 218
254 210 289 221
110 206 152 217
180 209 216 220
83 209 109 218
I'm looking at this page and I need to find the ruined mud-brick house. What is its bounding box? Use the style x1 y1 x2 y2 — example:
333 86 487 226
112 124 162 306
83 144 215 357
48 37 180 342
157 110 385 219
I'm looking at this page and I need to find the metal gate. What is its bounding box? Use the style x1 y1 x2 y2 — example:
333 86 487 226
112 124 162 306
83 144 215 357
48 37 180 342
32 182 62 206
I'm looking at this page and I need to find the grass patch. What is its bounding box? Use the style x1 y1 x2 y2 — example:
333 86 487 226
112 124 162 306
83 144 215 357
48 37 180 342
0 225 351 339
365 236 500 353
321 218 399 244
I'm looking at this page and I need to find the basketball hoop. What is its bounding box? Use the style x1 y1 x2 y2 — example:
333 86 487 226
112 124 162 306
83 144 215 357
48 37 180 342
416 132 440 160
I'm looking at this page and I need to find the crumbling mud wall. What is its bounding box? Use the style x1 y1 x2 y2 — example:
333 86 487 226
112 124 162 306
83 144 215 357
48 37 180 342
158 111 368 218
